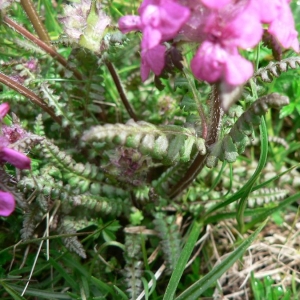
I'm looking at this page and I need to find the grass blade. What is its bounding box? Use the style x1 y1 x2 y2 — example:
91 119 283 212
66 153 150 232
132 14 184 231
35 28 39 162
175 219 268 300
163 221 202 300
237 117 268 232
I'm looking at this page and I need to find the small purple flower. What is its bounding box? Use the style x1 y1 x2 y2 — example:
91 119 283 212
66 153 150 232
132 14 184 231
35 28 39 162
119 0 190 49
0 102 32 217
190 4 261 85
25 58 38 72
119 0 190 80
249 0 299 52
0 147 31 170
0 103 10 119
191 41 253 85
141 44 166 82
0 191 15 217
201 0 232 9
267 1 299 52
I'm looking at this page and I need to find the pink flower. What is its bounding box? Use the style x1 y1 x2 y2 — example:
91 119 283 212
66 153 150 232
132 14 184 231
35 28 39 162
0 191 15 217
139 0 190 49
191 41 253 85
191 4 261 85
141 45 166 82
0 103 10 119
0 102 32 217
249 0 299 52
267 1 299 52
119 0 190 80
118 15 141 33
119 0 190 49
0 147 31 169
201 0 232 9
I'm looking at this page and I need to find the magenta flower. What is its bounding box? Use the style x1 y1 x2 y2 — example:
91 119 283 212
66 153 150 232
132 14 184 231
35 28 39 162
0 191 15 217
267 1 299 52
120 0 190 49
119 0 190 80
141 44 166 82
0 102 31 217
191 41 253 85
191 4 262 85
0 102 10 119
248 0 299 52
0 147 31 170
201 0 232 9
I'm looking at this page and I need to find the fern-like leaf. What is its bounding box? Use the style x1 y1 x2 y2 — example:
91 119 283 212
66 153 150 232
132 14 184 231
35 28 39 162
82 119 206 165
123 229 144 300
254 57 300 83
206 93 289 167
153 213 181 274
21 203 42 240
58 217 87 258
39 140 104 193
39 83 82 135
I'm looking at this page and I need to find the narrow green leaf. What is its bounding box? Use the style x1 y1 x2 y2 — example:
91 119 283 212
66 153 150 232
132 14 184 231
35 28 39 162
237 117 268 232
205 163 299 217
163 221 202 300
3 283 72 299
113 285 129 300
90 276 114 295
175 219 268 300
141 277 149 300
0 282 26 300
48 257 78 291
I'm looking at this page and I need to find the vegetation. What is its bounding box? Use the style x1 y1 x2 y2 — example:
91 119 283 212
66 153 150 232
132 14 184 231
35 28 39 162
0 1 300 299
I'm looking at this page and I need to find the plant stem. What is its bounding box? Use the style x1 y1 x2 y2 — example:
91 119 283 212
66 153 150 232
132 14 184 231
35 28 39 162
0 72 62 125
2 16 84 81
170 86 223 198
105 61 138 121
20 0 51 45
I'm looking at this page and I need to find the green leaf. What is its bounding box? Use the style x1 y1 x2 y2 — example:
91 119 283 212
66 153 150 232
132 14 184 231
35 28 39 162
175 219 268 300
2 283 72 299
47 257 78 291
113 285 129 300
163 221 202 300
0 282 26 300
237 117 268 233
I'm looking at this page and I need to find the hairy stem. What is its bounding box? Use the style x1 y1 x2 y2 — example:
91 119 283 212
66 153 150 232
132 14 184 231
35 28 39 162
170 86 223 198
105 61 138 121
20 0 51 45
0 72 62 125
2 16 84 81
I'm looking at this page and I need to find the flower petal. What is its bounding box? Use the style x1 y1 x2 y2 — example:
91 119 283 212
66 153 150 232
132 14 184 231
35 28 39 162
268 2 299 52
0 102 10 119
224 53 253 85
141 44 166 81
0 191 15 217
118 15 141 33
201 0 232 9
0 147 31 169
191 41 227 83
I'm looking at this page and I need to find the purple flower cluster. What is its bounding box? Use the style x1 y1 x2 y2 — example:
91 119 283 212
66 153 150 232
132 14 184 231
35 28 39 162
119 0 299 85
0 103 31 217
